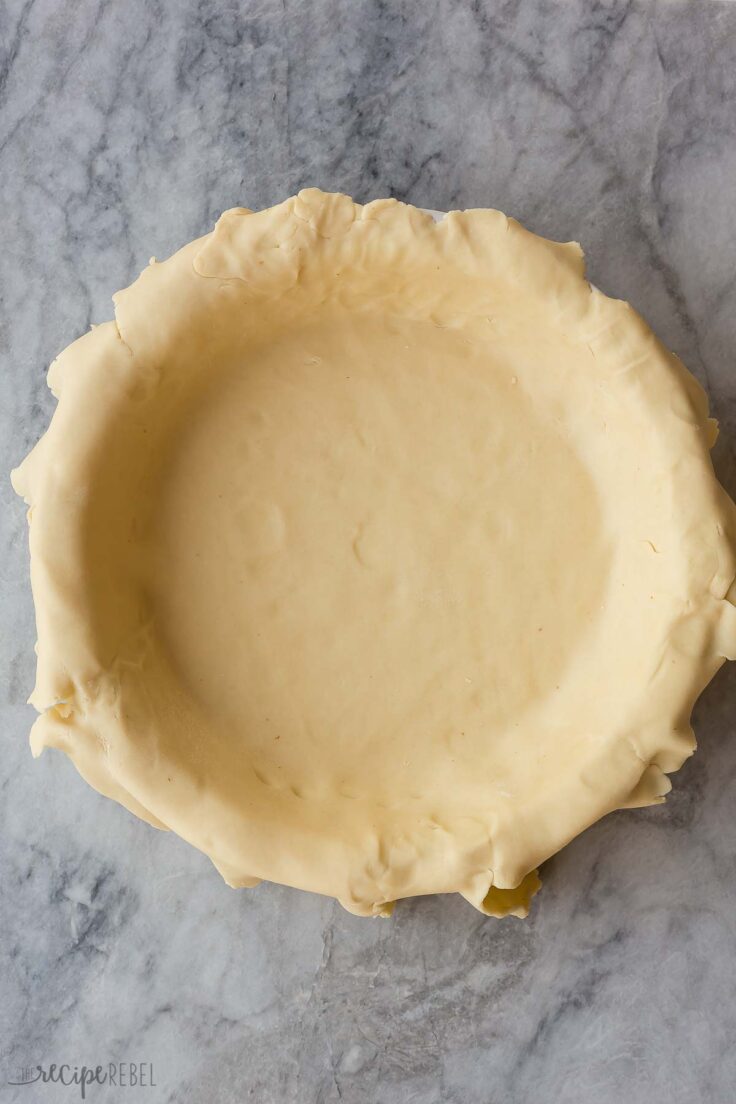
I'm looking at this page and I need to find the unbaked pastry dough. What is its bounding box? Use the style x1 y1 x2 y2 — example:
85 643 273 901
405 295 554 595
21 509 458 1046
13 189 736 917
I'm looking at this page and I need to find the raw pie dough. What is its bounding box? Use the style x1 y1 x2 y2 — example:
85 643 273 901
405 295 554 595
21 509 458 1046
13 189 736 918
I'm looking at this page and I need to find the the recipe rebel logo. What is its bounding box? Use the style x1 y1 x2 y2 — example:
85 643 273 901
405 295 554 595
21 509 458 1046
7 1062 156 1098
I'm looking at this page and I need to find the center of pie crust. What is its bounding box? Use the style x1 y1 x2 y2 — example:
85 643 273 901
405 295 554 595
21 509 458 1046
145 310 610 806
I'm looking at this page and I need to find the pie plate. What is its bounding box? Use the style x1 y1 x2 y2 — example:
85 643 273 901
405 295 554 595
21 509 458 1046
13 190 736 917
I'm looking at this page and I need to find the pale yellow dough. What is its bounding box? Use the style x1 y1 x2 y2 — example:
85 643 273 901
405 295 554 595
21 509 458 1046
13 190 736 917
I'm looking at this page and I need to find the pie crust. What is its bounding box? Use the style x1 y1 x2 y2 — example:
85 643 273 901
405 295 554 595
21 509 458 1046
13 190 736 917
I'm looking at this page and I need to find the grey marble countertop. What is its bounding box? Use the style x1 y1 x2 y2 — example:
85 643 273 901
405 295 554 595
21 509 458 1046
2 2 736 1102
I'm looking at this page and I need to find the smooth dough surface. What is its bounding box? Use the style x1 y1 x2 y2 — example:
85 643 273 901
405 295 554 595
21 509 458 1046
12 190 736 917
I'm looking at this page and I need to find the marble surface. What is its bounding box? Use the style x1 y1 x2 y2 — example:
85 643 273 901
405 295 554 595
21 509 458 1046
2 1 736 1101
